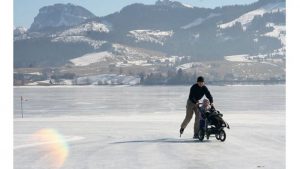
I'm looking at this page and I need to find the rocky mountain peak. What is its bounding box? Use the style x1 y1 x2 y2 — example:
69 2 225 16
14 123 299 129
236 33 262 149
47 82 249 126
155 0 191 8
29 3 96 32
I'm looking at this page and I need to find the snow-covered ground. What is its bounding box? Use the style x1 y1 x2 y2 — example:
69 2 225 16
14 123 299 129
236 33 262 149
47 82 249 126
58 21 110 37
127 30 173 45
225 53 285 66
51 36 107 49
70 51 114 66
75 74 140 85
68 43 180 68
14 85 285 169
264 23 286 45
181 3 193 8
48 21 110 47
181 13 220 29
224 54 254 62
176 62 205 70
219 2 285 30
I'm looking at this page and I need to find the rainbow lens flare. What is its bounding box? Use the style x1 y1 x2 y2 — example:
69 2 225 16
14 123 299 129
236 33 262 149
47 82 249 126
32 128 69 169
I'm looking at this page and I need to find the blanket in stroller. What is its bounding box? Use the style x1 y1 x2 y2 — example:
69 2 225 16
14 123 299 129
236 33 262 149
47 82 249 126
200 108 229 129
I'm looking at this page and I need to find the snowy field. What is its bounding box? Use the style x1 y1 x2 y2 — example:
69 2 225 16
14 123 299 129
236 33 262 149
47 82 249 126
14 85 285 169
224 54 253 62
219 1 285 30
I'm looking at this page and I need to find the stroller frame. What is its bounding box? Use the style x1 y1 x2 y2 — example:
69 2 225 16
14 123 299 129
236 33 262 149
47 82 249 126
198 108 230 142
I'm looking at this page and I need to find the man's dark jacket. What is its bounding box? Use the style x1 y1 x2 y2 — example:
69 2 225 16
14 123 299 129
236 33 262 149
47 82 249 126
188 84 213 104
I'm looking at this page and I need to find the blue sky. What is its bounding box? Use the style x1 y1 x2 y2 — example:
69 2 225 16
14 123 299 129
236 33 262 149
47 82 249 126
14 0 258 28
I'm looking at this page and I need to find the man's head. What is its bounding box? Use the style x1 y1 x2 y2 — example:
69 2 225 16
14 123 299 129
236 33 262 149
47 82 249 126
197 76 204 87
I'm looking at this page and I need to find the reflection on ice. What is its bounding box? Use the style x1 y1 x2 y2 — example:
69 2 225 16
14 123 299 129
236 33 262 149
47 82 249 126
32 129 69 169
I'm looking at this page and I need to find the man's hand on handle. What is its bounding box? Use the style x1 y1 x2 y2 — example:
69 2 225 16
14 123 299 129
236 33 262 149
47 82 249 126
210 103 215 110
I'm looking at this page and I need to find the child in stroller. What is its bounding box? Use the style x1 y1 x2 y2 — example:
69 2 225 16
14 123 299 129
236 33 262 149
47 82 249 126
198 99 230 142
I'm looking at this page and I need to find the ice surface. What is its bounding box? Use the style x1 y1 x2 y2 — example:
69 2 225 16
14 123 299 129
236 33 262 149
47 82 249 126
14 85 285 169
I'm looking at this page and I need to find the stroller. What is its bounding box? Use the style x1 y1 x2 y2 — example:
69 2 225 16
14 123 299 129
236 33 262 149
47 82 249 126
198 106 230 142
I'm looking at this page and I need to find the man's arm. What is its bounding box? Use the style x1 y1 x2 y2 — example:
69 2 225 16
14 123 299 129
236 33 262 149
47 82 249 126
189 85 197 104
204 86 213 104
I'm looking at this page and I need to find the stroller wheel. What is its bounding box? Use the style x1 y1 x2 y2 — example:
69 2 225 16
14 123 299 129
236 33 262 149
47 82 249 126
215 134 220 140
219 129 226 142
198 129 205 141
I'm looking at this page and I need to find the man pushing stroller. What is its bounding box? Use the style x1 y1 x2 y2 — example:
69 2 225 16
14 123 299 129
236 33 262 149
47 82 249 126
179 76 214 138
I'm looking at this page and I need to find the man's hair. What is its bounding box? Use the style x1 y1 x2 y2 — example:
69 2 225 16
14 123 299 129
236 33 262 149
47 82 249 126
197 76 204 82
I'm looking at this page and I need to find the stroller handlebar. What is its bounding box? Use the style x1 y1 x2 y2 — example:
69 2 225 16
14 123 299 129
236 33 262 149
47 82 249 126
197 102 215 109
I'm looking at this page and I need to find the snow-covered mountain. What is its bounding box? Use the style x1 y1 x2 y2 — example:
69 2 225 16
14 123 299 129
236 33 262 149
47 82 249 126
15 0 285 65
29 3 96 31
49 21 110 49
14 0 286 85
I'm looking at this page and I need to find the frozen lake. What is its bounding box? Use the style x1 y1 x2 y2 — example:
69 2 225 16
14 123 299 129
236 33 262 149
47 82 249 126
14 85 285 169
14 85 285 117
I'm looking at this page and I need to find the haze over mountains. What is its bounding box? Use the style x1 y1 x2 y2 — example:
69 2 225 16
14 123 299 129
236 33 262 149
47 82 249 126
14 0 286 85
